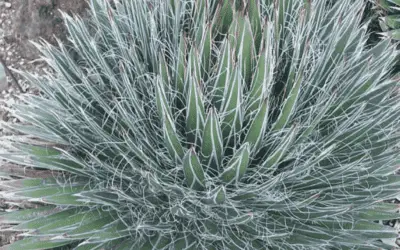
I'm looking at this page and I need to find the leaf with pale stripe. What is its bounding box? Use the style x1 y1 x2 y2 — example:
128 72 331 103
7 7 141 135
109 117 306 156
182 148 206 190
212 41 231 110
163 113 185 160
220 143 250 184
202 185 226 205
221 67 243 143
201 107 223 175
186 70 206 146
244 98 269 152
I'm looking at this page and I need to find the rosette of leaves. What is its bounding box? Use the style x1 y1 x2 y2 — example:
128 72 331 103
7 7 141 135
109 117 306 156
0 0 400 249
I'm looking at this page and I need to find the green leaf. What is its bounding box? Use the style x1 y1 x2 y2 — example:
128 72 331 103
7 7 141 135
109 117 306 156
203 185 226 205
163 112 185 160
85 221 129 243
246 28 273 116
13 185 89 199
20 145 62 157
213 0 233 36
155 76 172 120
248 0 262 54
0 178 58 190
382 28 400 40
1 238 74 250
231 192 257 201
159 53 170 86
296 95 335 142
212 41 231 110
236 15 255 85
175 34 186 94
112 238 138 250
74 242 103 250
14 208 81 230
201 220 219 235
186 48 201 90
3 179 90 206
141 235 171 250
227 230 246 250
158 74 184 160
171 204 196 219
275 0 294 42
183 148 206 191
382 14 400 30
35 210 109 235
221 66 243 143
272 67 303 131
9 145 85 175
200 25 212 80
174 233 197 250
44 193 90 206
334 17 356 55
244 98 269 152
357 210 400 221
0 206 58 224
260 126 297 171
66 215 116 239
220 143 250 184
226 212 253 226
201 108 223 175
185 54 206 146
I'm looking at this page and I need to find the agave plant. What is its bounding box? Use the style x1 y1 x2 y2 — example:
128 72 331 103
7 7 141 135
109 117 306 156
373 0 400 40
1 0 400 249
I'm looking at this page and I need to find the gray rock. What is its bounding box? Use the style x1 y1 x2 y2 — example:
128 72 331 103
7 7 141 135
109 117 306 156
12 0 88 59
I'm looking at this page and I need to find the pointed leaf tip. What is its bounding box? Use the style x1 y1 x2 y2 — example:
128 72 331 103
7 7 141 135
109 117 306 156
183 148 206 191
220 143 250 184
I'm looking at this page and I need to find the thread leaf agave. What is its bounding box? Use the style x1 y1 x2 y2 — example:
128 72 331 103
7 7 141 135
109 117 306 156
1 0 400 249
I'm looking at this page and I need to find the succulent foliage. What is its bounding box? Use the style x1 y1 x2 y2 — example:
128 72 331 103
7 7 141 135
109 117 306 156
1 0 400 249
373 0 400 40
